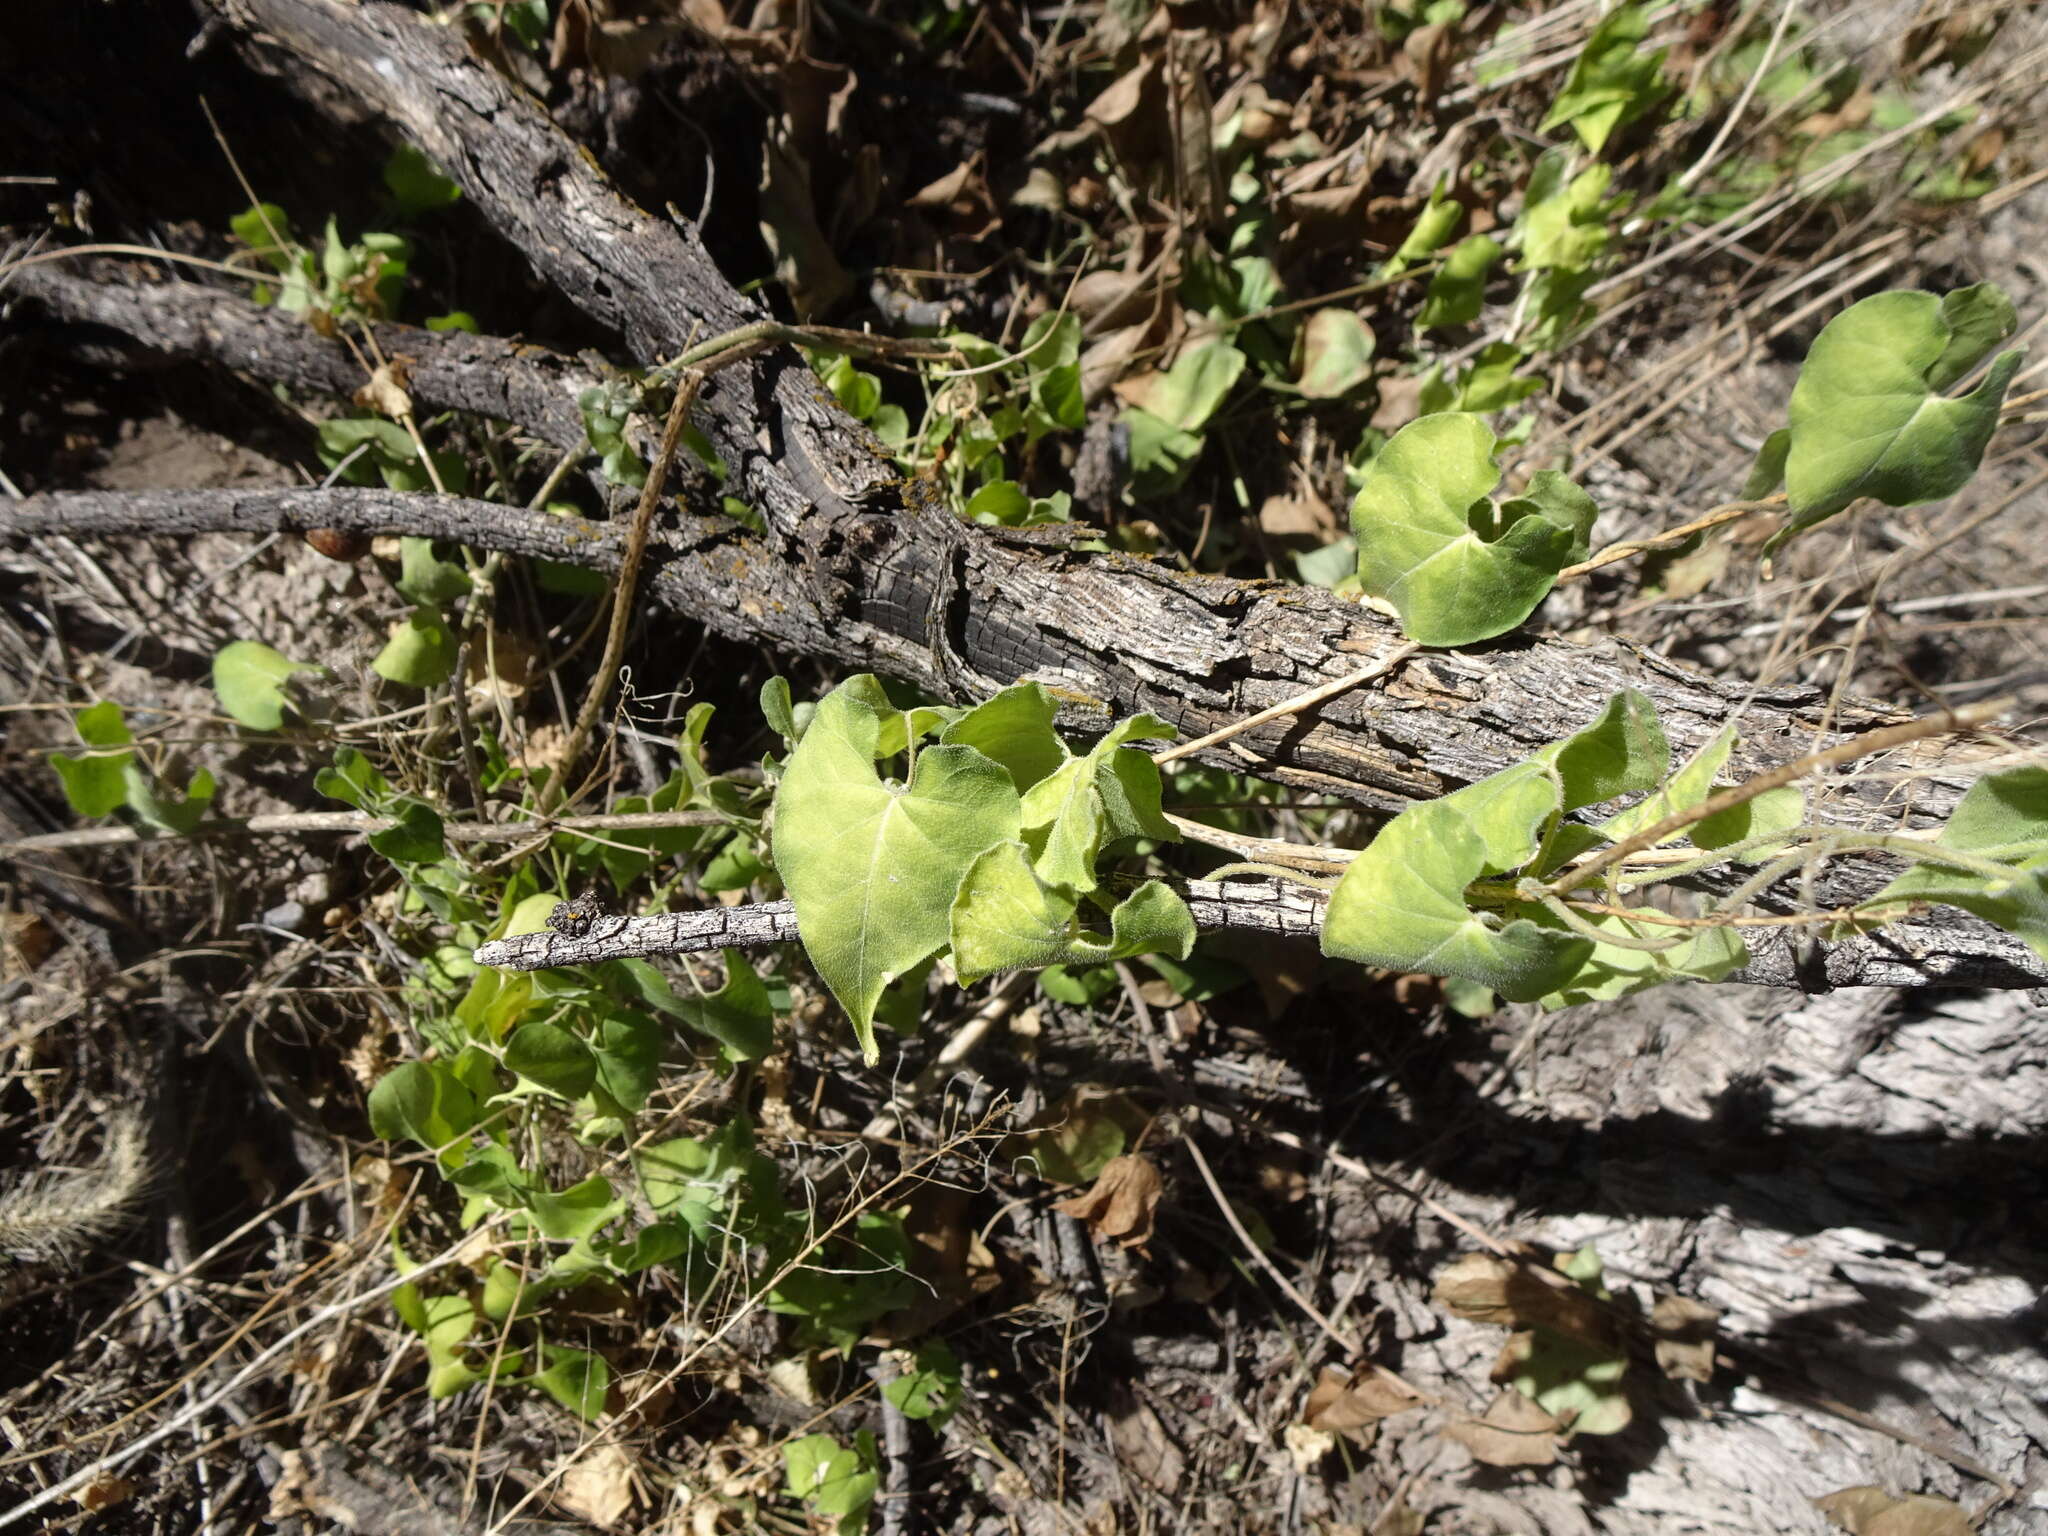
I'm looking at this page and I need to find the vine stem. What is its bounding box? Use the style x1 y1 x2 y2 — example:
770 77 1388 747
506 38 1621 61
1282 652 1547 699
1152 643 1420 766
540 360 708 814
1555 495 1783 583
1548 696 2015 898
539 322 962 813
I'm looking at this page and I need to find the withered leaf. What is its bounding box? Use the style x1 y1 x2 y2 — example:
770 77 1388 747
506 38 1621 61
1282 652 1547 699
1303 1364 1423 1440
1442 1390 1561 1467
1053 1152 1163 1250
1432 1251 1619 1351
1815 1487 1973 1536
1651 1293 1720 1383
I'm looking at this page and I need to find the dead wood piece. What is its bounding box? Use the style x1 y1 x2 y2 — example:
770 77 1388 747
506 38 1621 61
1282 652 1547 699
8 487 2043 989
6 263 608 462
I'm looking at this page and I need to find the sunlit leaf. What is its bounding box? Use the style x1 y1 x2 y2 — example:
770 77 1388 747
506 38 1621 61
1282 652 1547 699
773 677 1021 1060
1350 412 1594 645
1768 285 2022 553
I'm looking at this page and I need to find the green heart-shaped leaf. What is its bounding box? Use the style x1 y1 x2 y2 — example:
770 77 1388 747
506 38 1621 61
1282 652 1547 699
1351 412 1596 646
1770 285 2022 554
773 677 1021 1060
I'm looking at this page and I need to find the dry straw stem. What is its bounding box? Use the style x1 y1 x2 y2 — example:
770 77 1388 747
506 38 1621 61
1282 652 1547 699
1550 696 2017 898
0 1241 470 1532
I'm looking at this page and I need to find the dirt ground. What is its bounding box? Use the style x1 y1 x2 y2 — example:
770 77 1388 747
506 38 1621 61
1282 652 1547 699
3 2 2047 1534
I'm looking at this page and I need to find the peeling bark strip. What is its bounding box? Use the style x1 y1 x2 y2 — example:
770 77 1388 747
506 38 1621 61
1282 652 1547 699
474 880 2039 992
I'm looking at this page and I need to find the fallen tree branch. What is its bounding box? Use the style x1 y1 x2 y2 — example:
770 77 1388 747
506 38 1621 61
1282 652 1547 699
10 485 2043 987
0 808 727 857
471 880 2042 991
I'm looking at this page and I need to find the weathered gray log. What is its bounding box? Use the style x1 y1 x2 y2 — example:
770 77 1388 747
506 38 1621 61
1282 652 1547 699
4 263 611 463
9 0 2042 986
10 486 2043 989
182 6 1988 797
473 879 2037 992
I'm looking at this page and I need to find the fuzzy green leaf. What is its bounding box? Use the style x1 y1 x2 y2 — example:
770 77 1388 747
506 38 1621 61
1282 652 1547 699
1540 3 1670 153
1321 692 1666 999
1864 767 2048 958
528 1346 610 1421
1417 235 1503 331
368 1060 480 1165
773 678 1021 1060
213 640 321 730
1770 286 2022 554
373 606 459 688
941 682 1068 791
1351 412 1595 646
950 841 1196 983
527 1175 624 1242
52 701 135 818
503 1021 596 1099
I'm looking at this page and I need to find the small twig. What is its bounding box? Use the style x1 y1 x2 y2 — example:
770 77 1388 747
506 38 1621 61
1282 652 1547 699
1152 644 1420 767
1181 1131 1363 1361
1556 497 1781 583
866 1364 916 1536
860 972 1032 1143
0 807 728 857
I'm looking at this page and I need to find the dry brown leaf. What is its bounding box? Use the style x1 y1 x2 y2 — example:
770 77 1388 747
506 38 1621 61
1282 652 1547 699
1303 1365 1423 1439
1815 1486 1973 1536
758 126 850 318
1257 483 1338 549
1432 1251 1618 1351
1107 1383 1185 1491
353 358 413 420
1163 32 1224 225
1372 1502 1427 1536
74 1473 135 1514
1397 23 1458 106
1797 84 1875 140
1 910 55 978
1053 1153 1163 1250
905 155 998 239
466 626 540 707
1442 1389 1561 1467
1070 268 1156 329
553 1441 639 1529
1651 1293 1720 1382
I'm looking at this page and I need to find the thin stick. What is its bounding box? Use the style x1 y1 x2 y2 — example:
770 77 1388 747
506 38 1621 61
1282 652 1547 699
1153 644 1420 767
1557 497 1781 583
0 807 728 856
1181 1131 1361 1360
1551 697 2015 897
540 365 706 813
